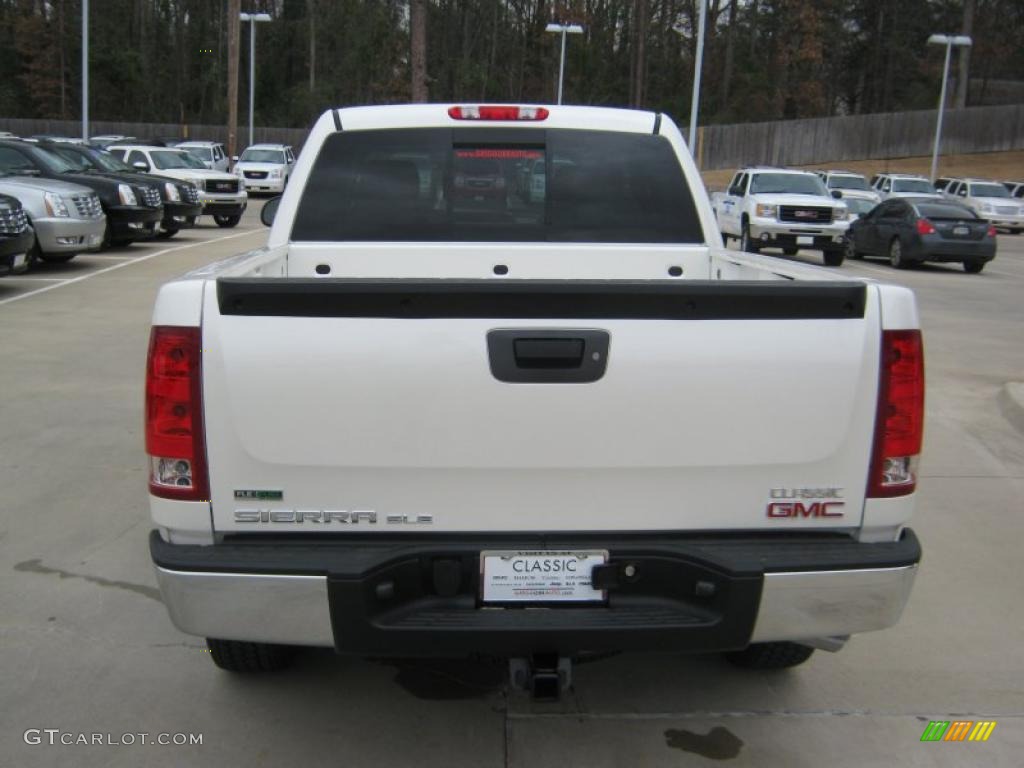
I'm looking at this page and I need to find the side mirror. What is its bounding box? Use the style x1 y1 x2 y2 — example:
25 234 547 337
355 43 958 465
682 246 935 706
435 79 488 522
132 161 148 171
232 155 239 163
260 195 282 227
830 189 843 199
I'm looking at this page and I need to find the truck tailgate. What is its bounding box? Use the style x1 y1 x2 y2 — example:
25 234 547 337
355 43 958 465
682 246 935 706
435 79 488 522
202 279 880 534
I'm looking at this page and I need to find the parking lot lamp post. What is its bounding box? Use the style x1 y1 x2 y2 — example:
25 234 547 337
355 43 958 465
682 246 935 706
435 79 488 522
239 12 272 149
82 0 88 140
927 34 972 182
545 23 584 105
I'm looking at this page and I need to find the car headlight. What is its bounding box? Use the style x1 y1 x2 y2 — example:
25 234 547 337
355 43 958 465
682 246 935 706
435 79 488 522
43 192 70 217
833 207 848 221
164 182 181 202
118 184 137 206
755 203 776 218
270 168 283 178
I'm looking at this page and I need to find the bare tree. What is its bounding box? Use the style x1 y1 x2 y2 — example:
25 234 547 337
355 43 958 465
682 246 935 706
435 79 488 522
411 0 428 102
954 0 975 108
227 0 241 157
308 0 316 92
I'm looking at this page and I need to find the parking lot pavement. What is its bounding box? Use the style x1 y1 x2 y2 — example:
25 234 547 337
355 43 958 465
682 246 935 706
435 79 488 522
2 213 1022 766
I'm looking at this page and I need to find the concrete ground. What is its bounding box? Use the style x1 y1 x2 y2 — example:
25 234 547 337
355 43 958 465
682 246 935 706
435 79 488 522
1 206 1022 766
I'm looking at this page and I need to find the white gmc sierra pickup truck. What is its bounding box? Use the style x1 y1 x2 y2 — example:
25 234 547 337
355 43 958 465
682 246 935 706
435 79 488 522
147 105 923 694
712 167 850 266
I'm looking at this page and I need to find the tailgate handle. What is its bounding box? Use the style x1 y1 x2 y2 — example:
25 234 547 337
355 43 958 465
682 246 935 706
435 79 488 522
488 329 609 383
513 338 584 369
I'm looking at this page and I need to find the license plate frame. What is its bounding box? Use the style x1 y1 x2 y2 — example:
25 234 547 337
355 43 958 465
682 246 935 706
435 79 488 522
480 549 608 604
12 252 27 269
952 225 969 236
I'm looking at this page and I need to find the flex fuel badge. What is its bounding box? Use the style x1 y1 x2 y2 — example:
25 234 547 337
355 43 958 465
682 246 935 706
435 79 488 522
234 489 284 501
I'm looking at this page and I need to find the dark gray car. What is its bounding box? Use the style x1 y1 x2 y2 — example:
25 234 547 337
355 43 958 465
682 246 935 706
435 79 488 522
846 197 996 273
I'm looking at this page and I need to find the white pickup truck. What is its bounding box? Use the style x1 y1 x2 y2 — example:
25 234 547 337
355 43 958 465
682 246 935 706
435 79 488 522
147 105 923 694
712 167 850 266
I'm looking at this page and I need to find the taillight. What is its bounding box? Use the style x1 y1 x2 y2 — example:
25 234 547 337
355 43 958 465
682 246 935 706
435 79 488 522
868 330 924 498
986 224 997 237
915 218 936 235
447 105 549 121
145 326 208 501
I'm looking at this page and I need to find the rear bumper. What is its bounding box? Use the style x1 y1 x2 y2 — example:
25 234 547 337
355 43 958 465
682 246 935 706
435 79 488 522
911 237 996 263
151 529 921 655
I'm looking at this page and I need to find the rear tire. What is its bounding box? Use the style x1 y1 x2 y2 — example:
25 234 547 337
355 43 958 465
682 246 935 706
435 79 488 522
823 249 845 267
206 638 296 672
888 237 907 269
725 642 815 670
963 260 986 274
213 214 241 228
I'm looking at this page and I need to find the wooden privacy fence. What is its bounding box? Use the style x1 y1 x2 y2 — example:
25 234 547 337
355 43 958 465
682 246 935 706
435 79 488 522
3 103 1023 169
695 103 1024 170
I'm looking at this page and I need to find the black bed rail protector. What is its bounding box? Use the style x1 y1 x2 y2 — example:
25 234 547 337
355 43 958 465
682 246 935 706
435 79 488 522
216 278 867 320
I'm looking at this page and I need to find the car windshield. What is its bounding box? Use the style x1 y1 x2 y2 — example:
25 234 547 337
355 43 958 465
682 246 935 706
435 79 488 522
87 149 133 173
969 183 1010 198
892 179 934 193
151 151 199 170
749 173 826 195
183 147 214 161
827 175 870 191
46 147 94 171
915 203 978 219
845 198 876 215
240 149 285 163
21 145 77 173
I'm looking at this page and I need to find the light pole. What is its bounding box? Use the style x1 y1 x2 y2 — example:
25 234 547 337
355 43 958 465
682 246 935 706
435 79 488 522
674 0 708 167
927 33 972 182
239 12 272 149
82 0 88 140
545 22 584 105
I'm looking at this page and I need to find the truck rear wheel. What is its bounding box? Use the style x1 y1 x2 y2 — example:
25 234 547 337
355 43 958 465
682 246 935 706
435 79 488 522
724 641 815 670
206 638 296 672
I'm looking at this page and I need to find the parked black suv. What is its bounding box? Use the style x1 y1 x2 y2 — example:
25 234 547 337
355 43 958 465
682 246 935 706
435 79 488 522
0 192 33 276
0 140 162 247
38 142 202 239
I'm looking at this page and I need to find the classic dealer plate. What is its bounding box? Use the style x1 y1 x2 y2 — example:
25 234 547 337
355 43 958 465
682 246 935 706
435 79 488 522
480 550 607 603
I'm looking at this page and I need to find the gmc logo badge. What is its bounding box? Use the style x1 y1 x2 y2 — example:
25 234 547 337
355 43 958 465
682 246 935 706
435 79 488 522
794 210 817 219
766 501 845 518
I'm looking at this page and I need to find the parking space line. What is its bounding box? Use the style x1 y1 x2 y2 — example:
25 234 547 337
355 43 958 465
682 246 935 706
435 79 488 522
0 229 262 308
2 277 66 281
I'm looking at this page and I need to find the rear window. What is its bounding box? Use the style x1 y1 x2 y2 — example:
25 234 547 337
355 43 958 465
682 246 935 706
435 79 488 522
292 128 703 243
914 203 978 219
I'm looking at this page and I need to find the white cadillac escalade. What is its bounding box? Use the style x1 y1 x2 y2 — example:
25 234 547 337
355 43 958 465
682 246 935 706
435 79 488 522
145 105 923 696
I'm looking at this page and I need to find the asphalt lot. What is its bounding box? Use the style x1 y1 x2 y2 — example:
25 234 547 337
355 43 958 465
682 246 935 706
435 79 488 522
2 206 1022 767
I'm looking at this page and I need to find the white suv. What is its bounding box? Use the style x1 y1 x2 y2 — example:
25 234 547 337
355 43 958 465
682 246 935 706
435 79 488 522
177 141 230 173
108 144 247 227
870 173 941 201
943 178 1024 233
233 144 295 194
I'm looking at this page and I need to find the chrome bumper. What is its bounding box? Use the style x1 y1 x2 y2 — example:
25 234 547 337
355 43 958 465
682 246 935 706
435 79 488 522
154 563 918 649
33 216 106 253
